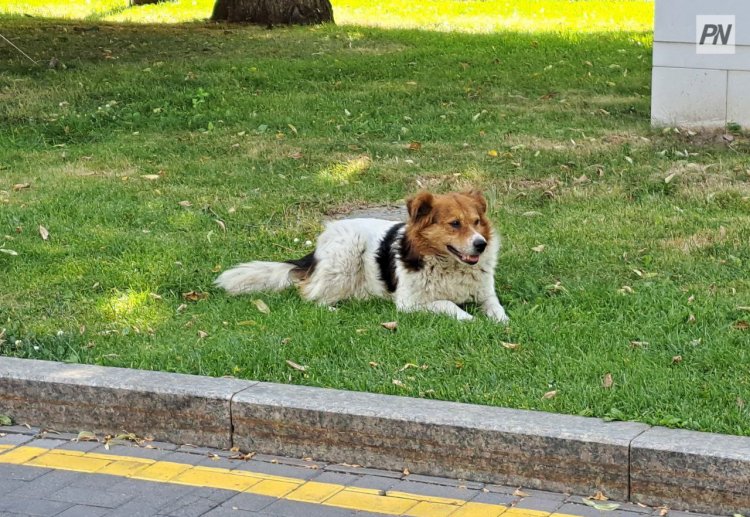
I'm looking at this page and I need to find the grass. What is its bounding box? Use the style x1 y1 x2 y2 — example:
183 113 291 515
1 1 750 437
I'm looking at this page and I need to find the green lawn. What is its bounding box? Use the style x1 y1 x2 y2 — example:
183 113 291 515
2 1 750 436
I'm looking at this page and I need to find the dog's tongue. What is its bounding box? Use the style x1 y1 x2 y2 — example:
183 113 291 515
462 254 480 264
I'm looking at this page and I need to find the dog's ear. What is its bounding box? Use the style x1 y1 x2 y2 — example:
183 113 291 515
406 191 434 222
463 190 487 214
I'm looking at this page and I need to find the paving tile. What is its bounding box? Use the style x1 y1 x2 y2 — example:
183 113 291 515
0 425 41 436
221 492 277 512
388 479 478 502
195 455 245 470
202 508 259 517
56 440 105 453
261 499 358 517
553 502 647 517
347 474 397 493
55 504 110 517
324 464 403 479
160 451 209 466
8 470 80 498
144 440 180 451
25 438 68 450
0 496 73 516
48 485 135 508
233 459 321 480
102 499 165 517
0 478 26 496
91 444 172 462
310 471 360 486
1 464 51 481
471 490 516 506
252 453 327 470
158 487 236 517
484 484 518 495
514 495 565 513
406 473 484 490
177 445 234 457
0 433 34 447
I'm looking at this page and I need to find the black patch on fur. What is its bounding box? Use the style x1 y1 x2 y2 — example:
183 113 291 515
286 252 317 280
376 223 404 293
399 232 425 272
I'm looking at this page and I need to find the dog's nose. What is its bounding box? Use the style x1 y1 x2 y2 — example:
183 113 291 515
473 238 487 253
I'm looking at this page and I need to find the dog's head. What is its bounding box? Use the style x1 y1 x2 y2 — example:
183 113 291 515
405 190 492 265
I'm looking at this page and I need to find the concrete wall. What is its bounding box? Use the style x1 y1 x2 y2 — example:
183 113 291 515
651 0 750 127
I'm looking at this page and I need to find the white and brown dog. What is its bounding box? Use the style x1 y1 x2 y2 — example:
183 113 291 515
215 190 508 323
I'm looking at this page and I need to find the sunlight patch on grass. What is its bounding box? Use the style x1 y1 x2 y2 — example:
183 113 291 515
98 290 165 328
317 155 372 185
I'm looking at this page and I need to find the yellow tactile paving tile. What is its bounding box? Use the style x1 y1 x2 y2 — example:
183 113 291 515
286 480 345 503
405 500 461 516
325 488 418 514
174 466 261 491
448 501 509 517
0 444 14 451
0 444 588 517
0 446 49 464
245 478 302 498
25 449 112 472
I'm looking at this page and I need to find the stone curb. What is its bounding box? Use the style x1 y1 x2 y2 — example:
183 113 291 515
0 357 748 514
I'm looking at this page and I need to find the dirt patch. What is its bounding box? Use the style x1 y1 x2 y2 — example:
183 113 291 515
325 203 407 221
661 227 728 254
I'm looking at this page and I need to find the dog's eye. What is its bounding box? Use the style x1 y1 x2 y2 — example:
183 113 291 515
474 218 480 225
449 220 461 228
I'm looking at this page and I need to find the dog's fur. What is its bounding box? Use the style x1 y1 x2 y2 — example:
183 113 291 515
215 190 508 322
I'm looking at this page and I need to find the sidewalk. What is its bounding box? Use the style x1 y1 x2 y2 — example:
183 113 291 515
0 426 721 517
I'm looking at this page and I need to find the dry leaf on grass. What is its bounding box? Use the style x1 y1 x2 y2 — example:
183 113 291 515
672 355 683 364
252 299 270 314
12 183 31 191
140 174 161 181
392 379 405 387
215 219 226 233
285 360 307 372
542 390 557 400
368 361 379 367
733 320 749 331
381 321 398 331
501 342 520 350
602 373 613 389
531 244 545 253
407 141 422 151
39 225 49 241
197 330 208 339
182 291 208 302
398 363 418 372
178 200 192 207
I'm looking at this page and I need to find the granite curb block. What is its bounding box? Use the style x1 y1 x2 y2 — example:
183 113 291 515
1 357 749 513
0 356 254 448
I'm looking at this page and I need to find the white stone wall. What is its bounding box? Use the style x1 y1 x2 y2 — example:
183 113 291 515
651 0 750 127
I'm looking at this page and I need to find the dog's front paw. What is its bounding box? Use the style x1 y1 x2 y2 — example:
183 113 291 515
487 306 509 324
456 311 474 321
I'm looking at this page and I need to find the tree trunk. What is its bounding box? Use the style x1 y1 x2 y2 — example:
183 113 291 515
211 0 334 25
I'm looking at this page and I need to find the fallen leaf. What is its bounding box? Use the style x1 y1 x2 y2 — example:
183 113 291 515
76 430 98 442
542 390 557 400
602 373 613 389
619 286 634 294
487 149 499 157
531 244 545 253
381 321 398 331
0 414 12 426
501 342 520 350
407 141 422 151
402 467 410 476
182 291 208 302
12 183 30 191
252 299 270 314
582 498 620 511
215 219 226 233
398 363 418 372
522 211 542 217
733 320 750 331
392 379 405 387
658 507 669 516
687 313 696 324
285 360 307 372
197 330 208 339
0 248 18 256
368 361 379 367
176 303 188 313
140 174 161 181
178 200 192 207
629 340 648 348
672 355 683 364
280 337 291 345
592 491 609 501
664 172 676 184
289 151 303 160
687 295 695 304
39 225 49 241
513 488 529 497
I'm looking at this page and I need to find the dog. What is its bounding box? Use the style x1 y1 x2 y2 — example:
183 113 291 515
215 190 509 323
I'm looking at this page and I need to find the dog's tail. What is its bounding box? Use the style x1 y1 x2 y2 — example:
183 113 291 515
215 252 316 295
